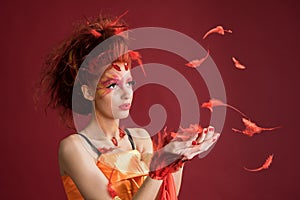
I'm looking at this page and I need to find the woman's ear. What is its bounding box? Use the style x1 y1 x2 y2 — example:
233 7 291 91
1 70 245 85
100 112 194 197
81 85 95 101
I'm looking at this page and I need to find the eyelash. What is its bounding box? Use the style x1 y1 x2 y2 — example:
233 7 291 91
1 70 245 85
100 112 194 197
106 80 136 89
127 80 136 86
106 83 117 89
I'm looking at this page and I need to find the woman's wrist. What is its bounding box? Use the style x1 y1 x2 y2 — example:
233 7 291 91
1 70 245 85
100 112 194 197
149 151 185 180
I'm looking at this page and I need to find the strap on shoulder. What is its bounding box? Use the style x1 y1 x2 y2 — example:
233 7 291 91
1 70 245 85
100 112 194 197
124 129 135 150
78 133 101 157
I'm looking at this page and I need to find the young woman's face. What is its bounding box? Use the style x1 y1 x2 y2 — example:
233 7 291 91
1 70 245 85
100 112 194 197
94 62 134 119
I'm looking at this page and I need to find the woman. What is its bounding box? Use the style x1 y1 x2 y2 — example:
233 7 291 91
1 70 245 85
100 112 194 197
40 14 220 200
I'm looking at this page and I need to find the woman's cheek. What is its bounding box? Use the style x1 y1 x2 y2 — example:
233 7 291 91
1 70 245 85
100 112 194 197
97 88 113 98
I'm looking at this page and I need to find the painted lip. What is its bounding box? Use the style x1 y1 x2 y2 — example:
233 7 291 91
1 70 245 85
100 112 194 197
119 103 131 110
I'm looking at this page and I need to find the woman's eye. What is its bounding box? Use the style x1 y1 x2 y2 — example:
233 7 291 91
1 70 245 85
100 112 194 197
127 80 136 86
106 83 118 89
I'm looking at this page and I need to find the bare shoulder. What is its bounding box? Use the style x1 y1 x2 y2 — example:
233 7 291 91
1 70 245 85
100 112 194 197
58 135 113 199
127 128 151 139
58 134 96 176
59 134 82 157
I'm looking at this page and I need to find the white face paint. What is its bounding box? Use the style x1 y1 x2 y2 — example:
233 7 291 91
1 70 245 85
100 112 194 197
94 62 134 120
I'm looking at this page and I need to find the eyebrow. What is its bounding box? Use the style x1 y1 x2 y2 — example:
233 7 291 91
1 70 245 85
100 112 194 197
99 78 120 86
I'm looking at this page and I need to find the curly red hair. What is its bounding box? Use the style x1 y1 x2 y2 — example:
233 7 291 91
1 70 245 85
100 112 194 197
38 14 131 127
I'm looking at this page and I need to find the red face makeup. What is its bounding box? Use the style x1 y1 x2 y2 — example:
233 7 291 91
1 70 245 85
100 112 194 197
94 62 134 120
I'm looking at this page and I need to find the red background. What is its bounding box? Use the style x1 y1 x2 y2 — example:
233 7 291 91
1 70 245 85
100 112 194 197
1 0 299 199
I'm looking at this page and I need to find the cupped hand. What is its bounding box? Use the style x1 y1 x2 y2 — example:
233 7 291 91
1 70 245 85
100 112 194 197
163 125 220 160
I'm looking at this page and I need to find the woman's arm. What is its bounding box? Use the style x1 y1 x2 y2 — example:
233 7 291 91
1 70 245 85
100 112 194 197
132 177 163 200
129 128 164 200
172 165 184 195
133 126 220 198
59 135 113 200
130 128 184 199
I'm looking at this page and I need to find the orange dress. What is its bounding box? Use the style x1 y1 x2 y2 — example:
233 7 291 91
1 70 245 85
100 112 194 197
62 149 150 200
61 131 150 200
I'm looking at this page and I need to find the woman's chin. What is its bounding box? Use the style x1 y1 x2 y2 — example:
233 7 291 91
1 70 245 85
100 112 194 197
113 111 130 119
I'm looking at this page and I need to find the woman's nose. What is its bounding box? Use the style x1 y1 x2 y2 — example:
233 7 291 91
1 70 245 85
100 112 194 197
121 85 132 100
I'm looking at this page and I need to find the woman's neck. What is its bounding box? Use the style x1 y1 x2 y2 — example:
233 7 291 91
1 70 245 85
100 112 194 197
84 113 120 140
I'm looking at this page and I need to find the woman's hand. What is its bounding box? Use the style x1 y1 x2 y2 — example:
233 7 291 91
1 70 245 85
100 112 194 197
163 125 220 160
149 125 220 180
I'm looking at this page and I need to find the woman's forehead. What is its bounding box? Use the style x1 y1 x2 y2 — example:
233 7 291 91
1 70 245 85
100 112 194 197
102 63 132 80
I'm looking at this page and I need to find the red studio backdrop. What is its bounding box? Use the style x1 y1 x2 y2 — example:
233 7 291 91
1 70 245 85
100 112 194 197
1 0 299 199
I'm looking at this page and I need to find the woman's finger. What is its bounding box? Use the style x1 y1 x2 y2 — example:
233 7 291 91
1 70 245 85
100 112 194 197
194 126 214 145
165 131 220 160
188 132 220 157
196 128 207 144
204 126 215 141
201 133 220 151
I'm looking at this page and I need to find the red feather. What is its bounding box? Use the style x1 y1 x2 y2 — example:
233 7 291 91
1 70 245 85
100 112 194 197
244 154 274 172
